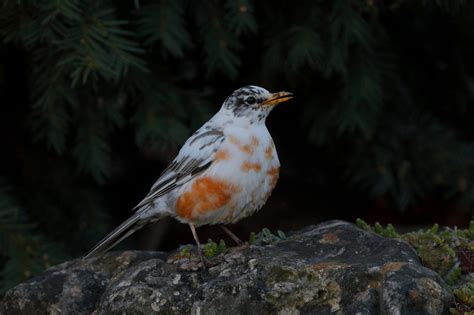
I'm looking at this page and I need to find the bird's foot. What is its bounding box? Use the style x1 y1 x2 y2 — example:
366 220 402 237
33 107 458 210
197 249 218 270
234 238 245 246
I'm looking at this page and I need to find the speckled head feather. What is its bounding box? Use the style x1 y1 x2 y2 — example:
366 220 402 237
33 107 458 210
222 85 293 122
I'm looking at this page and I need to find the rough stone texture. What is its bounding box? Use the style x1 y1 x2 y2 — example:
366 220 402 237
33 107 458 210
1 220 453 314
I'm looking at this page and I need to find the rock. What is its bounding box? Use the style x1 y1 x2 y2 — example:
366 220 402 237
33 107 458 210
1 220 453 314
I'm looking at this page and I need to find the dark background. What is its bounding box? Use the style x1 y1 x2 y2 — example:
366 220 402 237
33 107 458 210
1 0 474 291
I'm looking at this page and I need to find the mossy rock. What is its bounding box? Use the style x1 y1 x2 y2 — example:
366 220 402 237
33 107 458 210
1 221 453 314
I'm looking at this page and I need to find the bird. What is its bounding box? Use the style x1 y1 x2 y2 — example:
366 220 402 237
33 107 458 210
85 85 293 267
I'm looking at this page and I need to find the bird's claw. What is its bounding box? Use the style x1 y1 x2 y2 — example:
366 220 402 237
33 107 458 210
234 239 245 246
197 252 218 270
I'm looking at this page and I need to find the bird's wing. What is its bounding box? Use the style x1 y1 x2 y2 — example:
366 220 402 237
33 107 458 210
133 125 225 210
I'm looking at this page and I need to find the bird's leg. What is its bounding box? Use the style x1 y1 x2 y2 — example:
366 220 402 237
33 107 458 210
220 226 244 246
189 223 212 269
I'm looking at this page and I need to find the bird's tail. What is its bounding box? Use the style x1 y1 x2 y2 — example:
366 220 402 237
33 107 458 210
84 212 155 259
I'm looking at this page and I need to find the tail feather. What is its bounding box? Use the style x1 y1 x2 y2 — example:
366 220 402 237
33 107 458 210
85 213 145 259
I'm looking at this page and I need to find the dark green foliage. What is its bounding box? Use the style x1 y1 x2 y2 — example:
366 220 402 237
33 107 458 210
1 0 474 293
137 0 192 56
0 181 64 293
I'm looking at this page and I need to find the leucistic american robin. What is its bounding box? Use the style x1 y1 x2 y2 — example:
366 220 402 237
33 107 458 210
85 85 293 267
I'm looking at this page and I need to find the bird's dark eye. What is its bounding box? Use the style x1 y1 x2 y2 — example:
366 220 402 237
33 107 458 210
246 96 256 105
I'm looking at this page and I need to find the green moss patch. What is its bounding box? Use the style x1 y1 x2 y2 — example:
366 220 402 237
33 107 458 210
356 218 474 314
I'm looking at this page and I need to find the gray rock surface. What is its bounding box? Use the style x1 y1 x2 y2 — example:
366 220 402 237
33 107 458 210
1 220 453 314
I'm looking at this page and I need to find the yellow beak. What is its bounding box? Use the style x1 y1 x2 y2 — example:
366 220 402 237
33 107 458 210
261 91 294 107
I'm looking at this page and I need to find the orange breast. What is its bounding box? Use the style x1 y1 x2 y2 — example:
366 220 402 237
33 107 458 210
241 161 262 173
228 135 259 155
264 145 273 160
214 149 230 161
176 177 237 220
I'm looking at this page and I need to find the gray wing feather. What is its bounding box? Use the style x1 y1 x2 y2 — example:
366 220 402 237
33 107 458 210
85 126 223 259
133 127 224 211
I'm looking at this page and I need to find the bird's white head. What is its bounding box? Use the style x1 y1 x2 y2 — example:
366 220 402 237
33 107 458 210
220 85 293 124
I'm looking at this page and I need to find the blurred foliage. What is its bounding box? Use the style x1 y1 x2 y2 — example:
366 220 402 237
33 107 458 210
177 245 192 259
203 239 227 258
451 279 474 315
249 228 287 245
175 239 226 259
0 0 474 292
0 181 64 293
